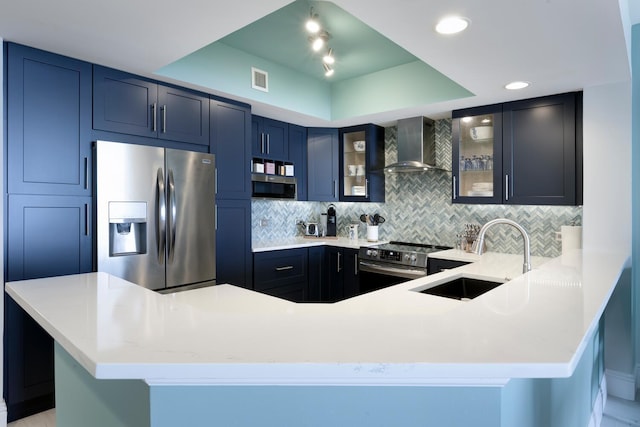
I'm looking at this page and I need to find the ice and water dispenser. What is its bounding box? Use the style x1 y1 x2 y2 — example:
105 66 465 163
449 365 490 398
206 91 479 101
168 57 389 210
108 202 147 256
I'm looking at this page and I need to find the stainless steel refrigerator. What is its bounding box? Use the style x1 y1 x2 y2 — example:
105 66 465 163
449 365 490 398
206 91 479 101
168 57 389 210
95 140 216 291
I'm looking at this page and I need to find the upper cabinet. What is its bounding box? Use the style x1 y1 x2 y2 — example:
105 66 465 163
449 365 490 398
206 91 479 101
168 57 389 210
210 98 252 200
452 92 582 206
288 124 308 201
339 124 385 202
7 43 92 196
252 115 288 160
93 66 209 146
307 128 339 202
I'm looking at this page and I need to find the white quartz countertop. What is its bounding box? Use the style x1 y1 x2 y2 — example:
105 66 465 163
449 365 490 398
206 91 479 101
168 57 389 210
252 236 386 252
5 249 628 386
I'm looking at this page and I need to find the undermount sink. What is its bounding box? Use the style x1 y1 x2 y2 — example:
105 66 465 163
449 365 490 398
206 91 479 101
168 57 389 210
417 277 504 301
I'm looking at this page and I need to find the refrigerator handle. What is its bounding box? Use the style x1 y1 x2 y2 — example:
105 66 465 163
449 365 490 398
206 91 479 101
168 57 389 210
157 168 166 265
167 169 177 263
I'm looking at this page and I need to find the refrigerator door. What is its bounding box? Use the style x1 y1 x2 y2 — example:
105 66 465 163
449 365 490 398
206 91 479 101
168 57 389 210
96 141 166 290
165 148 216 288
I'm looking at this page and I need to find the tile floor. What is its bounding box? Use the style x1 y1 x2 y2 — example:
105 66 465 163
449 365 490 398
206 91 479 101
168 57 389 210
6 394 640 426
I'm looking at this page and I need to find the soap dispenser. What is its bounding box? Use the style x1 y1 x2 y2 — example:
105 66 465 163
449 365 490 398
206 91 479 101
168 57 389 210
326 204 337 237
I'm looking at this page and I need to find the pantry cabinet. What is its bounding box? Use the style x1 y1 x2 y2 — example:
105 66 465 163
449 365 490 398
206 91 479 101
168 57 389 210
7 43 92 196
452 92 581 206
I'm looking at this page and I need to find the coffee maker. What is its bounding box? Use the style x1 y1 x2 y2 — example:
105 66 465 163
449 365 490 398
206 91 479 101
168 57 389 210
326 204 337 237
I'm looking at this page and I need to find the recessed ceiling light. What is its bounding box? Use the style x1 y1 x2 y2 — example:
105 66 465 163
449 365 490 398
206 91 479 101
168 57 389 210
505 81 530 90
435 16 470 35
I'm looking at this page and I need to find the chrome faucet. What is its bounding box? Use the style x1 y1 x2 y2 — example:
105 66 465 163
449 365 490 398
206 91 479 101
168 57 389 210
473 218 532 274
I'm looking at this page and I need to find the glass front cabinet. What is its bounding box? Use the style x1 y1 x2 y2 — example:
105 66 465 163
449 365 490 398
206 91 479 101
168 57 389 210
339 124 385 202
451 105 503 204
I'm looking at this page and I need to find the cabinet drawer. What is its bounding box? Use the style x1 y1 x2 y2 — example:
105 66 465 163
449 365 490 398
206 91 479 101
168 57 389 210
254 248 307 291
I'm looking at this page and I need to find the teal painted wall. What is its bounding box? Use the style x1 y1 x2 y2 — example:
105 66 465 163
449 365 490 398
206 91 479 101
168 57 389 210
156 42 333 120
54 322 604 427
632 23 640 376
54 343 150 427
330 61 473 121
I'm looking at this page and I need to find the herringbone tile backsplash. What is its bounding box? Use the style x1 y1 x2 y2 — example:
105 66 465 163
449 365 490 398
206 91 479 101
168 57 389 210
252 120 582 258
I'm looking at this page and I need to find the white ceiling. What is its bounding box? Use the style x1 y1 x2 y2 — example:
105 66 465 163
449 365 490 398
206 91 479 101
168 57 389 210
0 0 632 126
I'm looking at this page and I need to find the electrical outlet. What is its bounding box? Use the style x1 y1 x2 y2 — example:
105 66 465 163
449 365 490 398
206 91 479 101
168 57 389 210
555 231 562 242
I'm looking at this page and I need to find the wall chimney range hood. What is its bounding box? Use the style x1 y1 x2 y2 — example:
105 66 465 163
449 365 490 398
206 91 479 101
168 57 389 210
384 116 446 173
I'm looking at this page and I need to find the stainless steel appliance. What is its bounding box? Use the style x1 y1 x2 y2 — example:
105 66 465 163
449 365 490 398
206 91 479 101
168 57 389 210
251 174 297 199
96 140 216 291
358 242 451 292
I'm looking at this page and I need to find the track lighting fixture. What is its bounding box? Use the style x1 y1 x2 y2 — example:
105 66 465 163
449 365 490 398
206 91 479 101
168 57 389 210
304 7 336 78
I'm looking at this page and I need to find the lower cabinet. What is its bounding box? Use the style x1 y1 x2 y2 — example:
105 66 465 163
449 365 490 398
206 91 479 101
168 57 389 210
253 248 308 302
325 247 360 302
5 194 92 421
252 246 359 303
216 199 252 289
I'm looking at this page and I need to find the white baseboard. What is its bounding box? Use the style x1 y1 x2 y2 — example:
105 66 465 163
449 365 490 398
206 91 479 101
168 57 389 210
606 368 636 401
0 399 7 427
589 374 607 427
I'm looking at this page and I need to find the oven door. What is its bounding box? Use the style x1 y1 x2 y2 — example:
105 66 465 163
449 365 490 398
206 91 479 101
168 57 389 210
358 260 428 294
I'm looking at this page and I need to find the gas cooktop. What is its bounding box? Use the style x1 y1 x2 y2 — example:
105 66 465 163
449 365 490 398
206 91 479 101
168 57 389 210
359 241 452 268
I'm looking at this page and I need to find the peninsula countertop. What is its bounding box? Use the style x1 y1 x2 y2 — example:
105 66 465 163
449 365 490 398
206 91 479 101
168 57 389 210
5 249 627 385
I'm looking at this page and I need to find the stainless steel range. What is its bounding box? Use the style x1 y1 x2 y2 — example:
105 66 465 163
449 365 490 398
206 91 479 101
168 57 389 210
358 242 452 293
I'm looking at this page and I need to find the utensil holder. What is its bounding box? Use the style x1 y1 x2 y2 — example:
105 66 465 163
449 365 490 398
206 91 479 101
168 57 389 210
366 225 379 242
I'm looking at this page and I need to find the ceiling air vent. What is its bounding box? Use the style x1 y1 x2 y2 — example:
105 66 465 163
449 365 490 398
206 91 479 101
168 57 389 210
252 67 269 92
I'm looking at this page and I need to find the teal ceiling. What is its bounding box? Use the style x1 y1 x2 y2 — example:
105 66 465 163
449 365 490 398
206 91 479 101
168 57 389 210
157 0 473 123
220 0 418 82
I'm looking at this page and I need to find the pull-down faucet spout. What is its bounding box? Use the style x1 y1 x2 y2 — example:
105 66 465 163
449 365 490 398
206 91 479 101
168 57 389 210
473 218 532 274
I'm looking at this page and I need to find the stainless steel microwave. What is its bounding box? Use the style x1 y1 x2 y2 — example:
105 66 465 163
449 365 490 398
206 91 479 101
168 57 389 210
251 174 297 200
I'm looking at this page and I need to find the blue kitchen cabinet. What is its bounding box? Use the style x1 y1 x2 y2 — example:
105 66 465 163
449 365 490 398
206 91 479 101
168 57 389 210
251 116 288 160
452 92 581 206
307 246 326 302
307 128 339 202
339 124 385 202
93 66 209 146
253 248 308 302
288 124 307 201
210 98 252 200
6 43 92 196
325 247 359 302
5 194 92 421
503 92 580 205
215 199 252 289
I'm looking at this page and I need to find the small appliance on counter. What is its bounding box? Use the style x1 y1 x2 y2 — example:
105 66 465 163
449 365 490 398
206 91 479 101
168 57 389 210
326 204 337 236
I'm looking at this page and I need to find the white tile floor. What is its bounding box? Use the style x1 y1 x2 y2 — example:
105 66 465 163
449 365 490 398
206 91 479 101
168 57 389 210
602 395 640 426
6 394 640 426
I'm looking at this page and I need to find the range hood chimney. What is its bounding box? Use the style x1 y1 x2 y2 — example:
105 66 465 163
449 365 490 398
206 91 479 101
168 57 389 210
384 117 445 173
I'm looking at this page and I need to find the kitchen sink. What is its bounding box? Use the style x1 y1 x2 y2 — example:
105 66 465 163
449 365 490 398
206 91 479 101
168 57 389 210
417 277 504 301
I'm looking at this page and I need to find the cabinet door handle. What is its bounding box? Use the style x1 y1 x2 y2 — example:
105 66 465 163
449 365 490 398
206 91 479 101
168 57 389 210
84 203 89 236
354 255 358 275
365 179 369 198
151 103 157 132
266 134 270 154
215 168 218 195
333 180 338 198
83 157 88 190
275 265 294 271
452 176 457 200
215 205 218 231
161 105 167 133
260 133 265 154
337 252 342 273
505 175 509 201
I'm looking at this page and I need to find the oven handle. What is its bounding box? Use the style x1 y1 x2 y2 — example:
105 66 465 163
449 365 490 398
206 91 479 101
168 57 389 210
358 261 428 279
